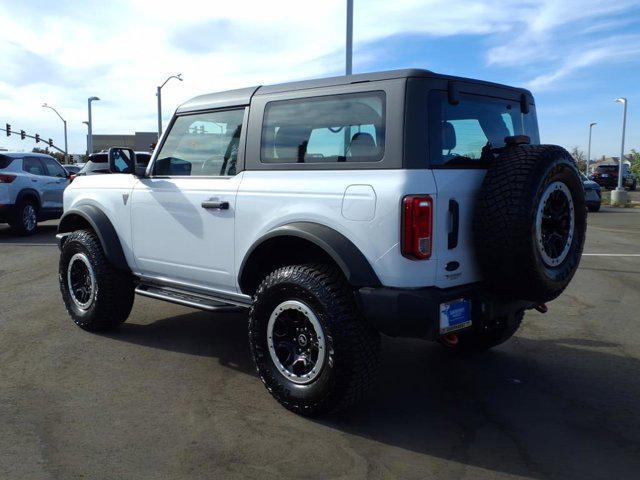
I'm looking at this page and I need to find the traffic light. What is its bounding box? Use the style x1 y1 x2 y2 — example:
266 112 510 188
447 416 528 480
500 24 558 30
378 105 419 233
48 138 53 147
35 134 40 143
5 123 10 136
20 130 25 140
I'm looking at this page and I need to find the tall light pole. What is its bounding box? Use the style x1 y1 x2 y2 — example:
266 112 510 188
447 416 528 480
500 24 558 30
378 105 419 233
42 103 68 163
586 122 596 177
157 74 182 138
87 96 100 154
346 0 353 75
612 98 628 206
82 121 89 157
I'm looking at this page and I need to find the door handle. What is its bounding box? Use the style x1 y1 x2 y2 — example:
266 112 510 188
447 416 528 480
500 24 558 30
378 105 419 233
448 199 459 249
201 200 229 210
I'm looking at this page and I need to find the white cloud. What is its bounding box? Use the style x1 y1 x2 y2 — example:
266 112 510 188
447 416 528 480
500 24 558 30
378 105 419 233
0 0 638 154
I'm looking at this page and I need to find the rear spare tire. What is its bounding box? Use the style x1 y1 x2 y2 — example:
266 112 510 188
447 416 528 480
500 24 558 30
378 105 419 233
474 145 586 303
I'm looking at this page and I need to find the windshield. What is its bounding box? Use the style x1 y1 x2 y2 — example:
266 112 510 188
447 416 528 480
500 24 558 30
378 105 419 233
428 91 539 167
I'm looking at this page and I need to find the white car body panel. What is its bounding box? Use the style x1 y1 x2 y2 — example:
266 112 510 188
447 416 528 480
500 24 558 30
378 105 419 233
130 174 244 292
236 169 442 289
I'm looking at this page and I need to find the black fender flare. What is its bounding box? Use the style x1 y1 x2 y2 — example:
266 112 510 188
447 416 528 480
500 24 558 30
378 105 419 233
239 222 381 291
16 188 42 209
57 205 130 271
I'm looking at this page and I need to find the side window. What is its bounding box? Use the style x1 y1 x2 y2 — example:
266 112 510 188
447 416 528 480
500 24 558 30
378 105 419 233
153 109 245 176
22 157 46 176
261 91 385 163
42 157 68 177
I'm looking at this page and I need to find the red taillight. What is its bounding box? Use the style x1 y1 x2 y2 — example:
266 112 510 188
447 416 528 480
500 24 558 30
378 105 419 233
0 174 16 183
402 194 433 260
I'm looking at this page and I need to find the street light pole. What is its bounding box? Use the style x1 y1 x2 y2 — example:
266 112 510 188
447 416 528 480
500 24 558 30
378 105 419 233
586 122 596 177
87 96 100 154
42 103 68 163
612 98 628 206
156 74 183 138
82 121 89 157
346 0 353 75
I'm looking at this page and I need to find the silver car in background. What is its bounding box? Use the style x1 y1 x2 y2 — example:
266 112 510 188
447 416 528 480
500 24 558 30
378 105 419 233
0 152 70 235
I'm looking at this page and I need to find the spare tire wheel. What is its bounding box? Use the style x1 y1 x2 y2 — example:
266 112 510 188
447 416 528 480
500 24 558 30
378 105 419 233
474 145 586 303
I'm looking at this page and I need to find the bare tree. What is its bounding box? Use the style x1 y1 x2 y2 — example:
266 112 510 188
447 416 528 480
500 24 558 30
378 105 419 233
570 146 586 172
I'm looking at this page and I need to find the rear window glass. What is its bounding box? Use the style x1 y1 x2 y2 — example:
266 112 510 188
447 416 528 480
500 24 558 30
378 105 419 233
0 155 14 169
261 91 385 163
596 165 618 172
79 161 109 174
428 91 539 167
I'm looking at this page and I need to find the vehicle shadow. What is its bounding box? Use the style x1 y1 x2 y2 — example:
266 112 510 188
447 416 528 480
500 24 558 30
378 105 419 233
0 222 58 244
100 310 254 375
101 312 640 479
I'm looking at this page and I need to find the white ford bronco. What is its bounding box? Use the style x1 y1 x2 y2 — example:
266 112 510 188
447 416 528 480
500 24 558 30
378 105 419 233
57 69 586 415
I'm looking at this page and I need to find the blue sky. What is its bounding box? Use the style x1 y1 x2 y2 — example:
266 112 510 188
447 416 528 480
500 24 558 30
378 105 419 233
0 0 639 159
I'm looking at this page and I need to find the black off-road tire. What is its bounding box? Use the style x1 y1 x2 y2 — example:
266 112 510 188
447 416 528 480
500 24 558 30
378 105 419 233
59 229 135 331
588 203 601 213
630 179 637 191
249 264 380 416
9 197 38 236
439 310 524 353
474 145 586 303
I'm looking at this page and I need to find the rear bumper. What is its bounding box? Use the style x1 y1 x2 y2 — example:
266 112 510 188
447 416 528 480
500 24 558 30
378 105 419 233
356 284 535 339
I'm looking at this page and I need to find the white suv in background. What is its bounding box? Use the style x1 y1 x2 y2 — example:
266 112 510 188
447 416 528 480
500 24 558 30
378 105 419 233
0 152 69 235
57 69 586 416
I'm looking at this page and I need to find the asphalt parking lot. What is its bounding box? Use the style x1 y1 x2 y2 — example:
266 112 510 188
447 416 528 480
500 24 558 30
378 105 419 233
1 207 639 480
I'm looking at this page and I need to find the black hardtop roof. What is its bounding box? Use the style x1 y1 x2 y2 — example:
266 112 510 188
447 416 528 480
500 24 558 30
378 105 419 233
177 68 532 113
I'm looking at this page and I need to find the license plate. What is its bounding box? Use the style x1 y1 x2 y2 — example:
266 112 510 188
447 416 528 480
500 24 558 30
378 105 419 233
601 174 609 178
439 298 471 334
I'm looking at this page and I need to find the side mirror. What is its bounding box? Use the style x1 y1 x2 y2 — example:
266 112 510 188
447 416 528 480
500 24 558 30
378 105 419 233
108 147 136 174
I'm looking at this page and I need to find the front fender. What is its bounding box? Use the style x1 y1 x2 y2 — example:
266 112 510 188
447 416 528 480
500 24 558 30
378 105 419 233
58 204 130 271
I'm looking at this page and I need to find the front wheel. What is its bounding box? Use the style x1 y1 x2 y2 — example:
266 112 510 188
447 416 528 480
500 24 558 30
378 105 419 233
249 264 380 416
59 229 135 331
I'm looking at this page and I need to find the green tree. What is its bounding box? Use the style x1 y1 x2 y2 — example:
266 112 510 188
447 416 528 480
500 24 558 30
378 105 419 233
32 147 65 164
628 149 640 178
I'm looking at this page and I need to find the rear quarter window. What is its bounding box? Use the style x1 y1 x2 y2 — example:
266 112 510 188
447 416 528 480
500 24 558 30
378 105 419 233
260 91 385 164
0 155 14 169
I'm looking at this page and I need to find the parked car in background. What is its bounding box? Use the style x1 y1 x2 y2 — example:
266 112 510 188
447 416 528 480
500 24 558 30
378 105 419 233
581 173 601 212
591 164 637 190
71 152 151 182
63 165 82 175
0 152 70 235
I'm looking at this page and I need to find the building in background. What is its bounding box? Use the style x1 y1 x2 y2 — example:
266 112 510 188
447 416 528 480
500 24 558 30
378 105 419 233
89 131 157 153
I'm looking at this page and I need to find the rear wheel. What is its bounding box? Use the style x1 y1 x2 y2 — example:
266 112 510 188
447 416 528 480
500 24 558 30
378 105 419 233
59 230 135 331
439 311 524 353
9 198 38 236
249 264 380 416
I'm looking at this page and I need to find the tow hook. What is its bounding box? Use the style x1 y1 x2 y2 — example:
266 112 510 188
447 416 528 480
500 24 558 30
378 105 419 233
534 303 548 313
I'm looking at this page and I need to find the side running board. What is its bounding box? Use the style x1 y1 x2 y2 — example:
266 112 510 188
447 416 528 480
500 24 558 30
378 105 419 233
135 284 247 313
